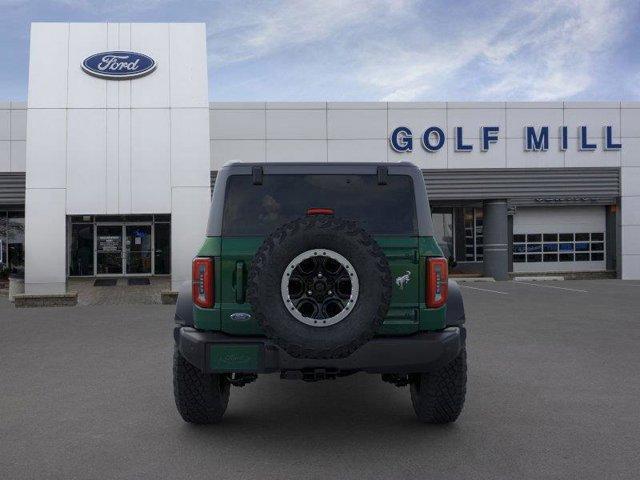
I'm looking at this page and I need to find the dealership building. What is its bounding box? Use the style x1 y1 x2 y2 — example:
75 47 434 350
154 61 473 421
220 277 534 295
1 22 640 296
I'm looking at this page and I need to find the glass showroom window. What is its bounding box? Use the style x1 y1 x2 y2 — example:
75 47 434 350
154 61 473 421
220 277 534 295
432 209 454 263
513 232 605 263
463 208 483 262
0 211 25 276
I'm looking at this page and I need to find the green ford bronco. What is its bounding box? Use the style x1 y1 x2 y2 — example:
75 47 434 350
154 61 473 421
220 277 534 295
173 162 467 424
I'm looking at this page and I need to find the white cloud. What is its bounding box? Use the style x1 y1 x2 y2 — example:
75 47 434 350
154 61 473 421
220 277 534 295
358 0 627 101
207 0 630 101
208 0 412 66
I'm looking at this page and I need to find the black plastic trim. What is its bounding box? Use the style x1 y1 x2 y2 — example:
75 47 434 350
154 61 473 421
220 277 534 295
445 279 466 326
176 327 464 375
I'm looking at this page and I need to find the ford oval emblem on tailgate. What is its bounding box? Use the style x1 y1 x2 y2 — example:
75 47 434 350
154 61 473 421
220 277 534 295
230 312 252 322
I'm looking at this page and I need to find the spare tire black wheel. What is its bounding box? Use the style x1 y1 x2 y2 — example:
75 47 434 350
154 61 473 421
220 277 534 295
247 215 392 359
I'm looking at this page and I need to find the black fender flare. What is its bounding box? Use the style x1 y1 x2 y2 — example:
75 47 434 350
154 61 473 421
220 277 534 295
445 279 465 326
174 281 194 327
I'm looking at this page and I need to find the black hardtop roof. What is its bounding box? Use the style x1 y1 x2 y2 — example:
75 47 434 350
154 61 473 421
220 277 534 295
207 161 433 236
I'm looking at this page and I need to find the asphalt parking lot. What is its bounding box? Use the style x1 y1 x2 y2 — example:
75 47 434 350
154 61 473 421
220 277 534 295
1 279 639 480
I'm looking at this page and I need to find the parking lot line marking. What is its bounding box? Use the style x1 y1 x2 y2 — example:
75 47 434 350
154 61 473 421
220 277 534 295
459 285 508 295
514 281 588 293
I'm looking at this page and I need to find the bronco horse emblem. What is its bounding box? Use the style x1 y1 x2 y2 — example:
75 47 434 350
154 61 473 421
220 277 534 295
395 271 411 289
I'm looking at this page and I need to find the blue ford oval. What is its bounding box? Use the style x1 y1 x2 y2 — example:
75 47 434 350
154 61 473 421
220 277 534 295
82 51 156 79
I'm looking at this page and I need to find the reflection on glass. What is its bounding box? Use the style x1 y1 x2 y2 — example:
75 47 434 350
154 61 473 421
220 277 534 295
70 224 94 276
97 225 123 275
126 225 152 274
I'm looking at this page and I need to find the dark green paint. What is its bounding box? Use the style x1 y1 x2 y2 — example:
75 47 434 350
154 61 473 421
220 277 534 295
193 235 447 334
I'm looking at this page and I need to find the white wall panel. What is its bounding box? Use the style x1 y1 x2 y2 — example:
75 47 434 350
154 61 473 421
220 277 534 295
67 23 108 109
106 23 119 108
328 140 387 163
388 143 447 169
446 138 506 169
28 23 68 108
10 141 26 172
0 110 9 140
171 108 210 187
621 225 640 255
66 109 107 214
621 254 640 279
564 145 620 168
0 141 9 171
621 166 640 196
130 108 171 212
387 108 447 139
25 109 67 189
621 196 640 226
10 109 27 140
171 186 210 290
169 23 208 108
131 23 170 108
266 109 326 139
447 108 506 140
564 107 620 138
621 108 640 138
117 23 132 109
210 109 265 140
117 109 132 213
266 140 327 163
25 188 66 294
506 108 563 138
210 140 265 169
106 109 119 213
327 109 386 139
506 138 565 168
621 138 640 167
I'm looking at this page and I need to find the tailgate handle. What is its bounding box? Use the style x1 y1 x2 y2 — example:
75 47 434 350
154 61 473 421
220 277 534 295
235 261 245 303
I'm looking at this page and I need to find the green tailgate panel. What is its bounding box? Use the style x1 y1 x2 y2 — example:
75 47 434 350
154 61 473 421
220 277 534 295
193 235 447 335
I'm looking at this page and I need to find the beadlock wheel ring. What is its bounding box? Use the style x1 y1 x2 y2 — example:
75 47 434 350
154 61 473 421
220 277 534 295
280 249 360 327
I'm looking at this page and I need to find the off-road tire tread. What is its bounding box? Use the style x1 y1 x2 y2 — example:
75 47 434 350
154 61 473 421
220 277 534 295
410 347 467 424
247 215 392 359
173 346 230 424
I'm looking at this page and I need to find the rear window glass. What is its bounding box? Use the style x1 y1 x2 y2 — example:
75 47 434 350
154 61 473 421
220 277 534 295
222 174 417 235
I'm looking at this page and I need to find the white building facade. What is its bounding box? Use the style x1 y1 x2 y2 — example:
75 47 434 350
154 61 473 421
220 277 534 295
1 22 639 294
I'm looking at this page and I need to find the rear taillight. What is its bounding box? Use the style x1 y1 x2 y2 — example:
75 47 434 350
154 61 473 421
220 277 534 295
426 257 448 308
192 257 214 308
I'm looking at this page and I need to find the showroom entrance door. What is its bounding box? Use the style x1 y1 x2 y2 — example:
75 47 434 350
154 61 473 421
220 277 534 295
125 225 152 275
95 223 153 276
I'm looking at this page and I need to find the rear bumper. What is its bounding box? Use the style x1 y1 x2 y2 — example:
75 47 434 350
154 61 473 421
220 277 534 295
175 326 465 375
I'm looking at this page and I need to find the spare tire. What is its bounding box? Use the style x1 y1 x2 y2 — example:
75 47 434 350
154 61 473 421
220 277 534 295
247 215 392 359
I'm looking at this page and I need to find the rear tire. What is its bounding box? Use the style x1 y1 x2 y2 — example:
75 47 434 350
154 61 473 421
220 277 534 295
410 347 467 424
173 346 230 424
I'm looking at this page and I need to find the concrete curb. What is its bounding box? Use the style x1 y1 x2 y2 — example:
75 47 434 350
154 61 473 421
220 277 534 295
160 291 178 305
514 276 565 282
14 292 78 308
454 277 496 283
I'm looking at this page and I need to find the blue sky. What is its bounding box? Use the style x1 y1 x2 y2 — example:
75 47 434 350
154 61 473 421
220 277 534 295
1 0 639 101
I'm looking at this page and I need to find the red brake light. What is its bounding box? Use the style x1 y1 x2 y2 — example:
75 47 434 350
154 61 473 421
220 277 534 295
192 257 214 308
426 257 448 308
307 208 334 216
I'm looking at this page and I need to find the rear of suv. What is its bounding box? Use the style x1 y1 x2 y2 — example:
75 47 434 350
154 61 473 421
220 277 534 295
173 162 467 424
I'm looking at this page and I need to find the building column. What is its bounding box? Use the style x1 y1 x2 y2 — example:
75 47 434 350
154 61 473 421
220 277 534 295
24 188 67 294
483 200 509 280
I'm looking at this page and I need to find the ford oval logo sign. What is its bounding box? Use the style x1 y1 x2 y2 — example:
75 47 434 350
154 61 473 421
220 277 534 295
82 51 156 80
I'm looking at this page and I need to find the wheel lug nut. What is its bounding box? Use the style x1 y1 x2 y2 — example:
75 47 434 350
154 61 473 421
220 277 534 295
307 290 313 295
328 290 332 295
